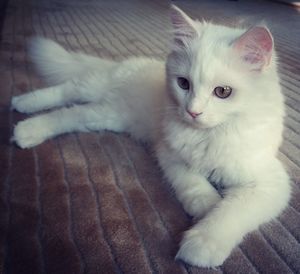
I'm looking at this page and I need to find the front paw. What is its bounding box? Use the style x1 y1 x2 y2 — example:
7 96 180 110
183 191 222 219
176 226 233 267
13 118 49 148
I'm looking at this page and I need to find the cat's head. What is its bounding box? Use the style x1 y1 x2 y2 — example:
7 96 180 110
166 5 277 129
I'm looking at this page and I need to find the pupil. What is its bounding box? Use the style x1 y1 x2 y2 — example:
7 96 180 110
214 86 232 99
178 77 189 90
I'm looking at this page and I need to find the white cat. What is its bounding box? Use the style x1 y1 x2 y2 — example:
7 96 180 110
11 5 291 268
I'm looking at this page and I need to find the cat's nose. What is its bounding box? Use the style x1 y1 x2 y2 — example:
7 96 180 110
187 110 202 119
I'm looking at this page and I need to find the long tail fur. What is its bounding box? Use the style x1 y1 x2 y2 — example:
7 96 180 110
28 38 112 84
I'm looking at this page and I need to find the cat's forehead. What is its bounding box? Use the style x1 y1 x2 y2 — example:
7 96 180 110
191 22 244 59
189 23 244 82
195 22 243 43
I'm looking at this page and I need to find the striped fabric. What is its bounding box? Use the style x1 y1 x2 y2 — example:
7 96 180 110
0 0 299 273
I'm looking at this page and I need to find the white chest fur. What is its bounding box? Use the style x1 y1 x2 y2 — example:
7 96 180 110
161 117 276 187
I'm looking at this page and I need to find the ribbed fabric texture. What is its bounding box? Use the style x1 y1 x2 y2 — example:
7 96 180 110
0 0 299 273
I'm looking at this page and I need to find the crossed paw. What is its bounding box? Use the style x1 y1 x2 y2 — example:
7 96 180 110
183 191 222 219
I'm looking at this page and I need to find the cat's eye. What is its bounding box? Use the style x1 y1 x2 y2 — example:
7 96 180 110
214 86 232 99
177 77 190 90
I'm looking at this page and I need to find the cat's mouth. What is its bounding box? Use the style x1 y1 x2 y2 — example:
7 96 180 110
183 115 213 129
182 111 221 129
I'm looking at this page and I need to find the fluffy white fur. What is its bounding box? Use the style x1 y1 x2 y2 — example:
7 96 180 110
11 5 291 268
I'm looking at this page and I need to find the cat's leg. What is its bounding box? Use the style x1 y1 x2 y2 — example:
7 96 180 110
13 103 127 148
11 81 86 114
157 147 222 218
176 160 291 267
164 164 221 218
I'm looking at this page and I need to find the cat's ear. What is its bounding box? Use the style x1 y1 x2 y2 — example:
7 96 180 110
233 26 273 71
170 5 198 47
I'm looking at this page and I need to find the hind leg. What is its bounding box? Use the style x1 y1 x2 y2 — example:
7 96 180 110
11 81 89 114
13 103 127 148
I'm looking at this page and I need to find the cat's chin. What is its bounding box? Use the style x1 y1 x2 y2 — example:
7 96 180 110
193 123 216 130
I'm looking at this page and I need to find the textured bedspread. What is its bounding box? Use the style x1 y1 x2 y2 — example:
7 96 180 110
0 0 300 273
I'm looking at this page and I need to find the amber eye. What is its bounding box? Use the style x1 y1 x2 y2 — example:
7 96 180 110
177 77 190 90
214 86 232 99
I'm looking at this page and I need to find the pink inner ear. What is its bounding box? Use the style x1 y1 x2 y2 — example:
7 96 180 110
170 5 194 30
234 26 273 69
170 9 188 28
170 5 197 45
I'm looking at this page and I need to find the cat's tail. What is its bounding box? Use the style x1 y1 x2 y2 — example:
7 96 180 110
29 37 112 84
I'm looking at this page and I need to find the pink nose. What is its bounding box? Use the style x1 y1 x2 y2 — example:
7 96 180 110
187 110 202 119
